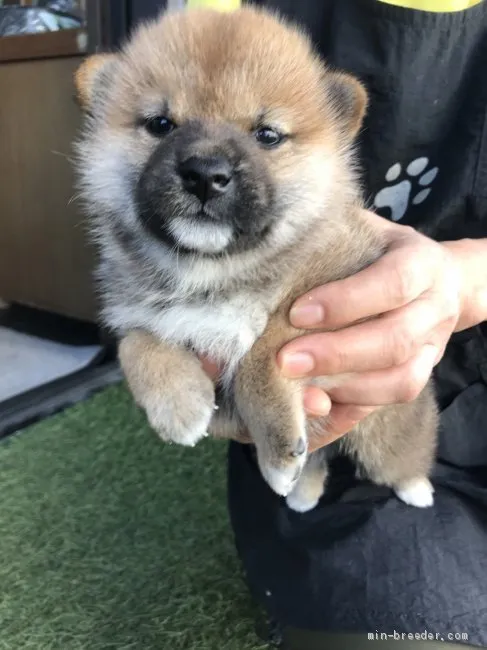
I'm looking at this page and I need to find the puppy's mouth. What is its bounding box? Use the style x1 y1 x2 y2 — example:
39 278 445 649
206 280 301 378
144 202 277 257
166 214 235 255
139 192 275 256
138 191 237 255
194 205 224 224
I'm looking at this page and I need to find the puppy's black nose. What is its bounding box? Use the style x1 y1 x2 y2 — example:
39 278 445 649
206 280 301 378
179 155 233 203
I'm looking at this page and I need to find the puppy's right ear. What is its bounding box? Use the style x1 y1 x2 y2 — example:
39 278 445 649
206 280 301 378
74 53 117 112
324 71 368 142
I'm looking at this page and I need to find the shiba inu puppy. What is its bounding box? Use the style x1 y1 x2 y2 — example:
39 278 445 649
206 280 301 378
75 6 438 512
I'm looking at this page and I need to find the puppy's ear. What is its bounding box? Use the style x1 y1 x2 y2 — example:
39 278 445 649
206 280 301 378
74 53 118 112
325 71 368 141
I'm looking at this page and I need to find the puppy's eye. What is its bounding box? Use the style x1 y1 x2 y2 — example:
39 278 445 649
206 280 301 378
144 116 176 137
254 127 284 147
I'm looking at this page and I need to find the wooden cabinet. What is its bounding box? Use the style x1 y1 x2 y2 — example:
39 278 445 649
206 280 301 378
0 38 96 322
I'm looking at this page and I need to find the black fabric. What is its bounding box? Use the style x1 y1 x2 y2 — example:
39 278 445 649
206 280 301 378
229 0 487 646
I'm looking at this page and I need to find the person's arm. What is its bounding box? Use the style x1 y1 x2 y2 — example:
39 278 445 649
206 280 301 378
442 237 487 331
277 211 487 450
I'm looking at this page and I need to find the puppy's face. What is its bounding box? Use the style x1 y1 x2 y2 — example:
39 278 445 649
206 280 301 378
76 8 366 257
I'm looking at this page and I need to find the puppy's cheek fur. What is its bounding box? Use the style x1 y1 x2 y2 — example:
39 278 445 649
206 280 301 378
78 130 154 225
269 148 338 247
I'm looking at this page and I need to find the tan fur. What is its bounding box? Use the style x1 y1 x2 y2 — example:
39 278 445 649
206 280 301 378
119 330 216 446
119 329 252 445
233 216 438 504
74 7 366 206
75 6 438 511
74 53 115 109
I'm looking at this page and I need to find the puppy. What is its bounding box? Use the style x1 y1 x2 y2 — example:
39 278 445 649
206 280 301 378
75 6 438 512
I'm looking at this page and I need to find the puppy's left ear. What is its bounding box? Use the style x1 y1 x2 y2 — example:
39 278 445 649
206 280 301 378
74 53 118 112
325 71 368 142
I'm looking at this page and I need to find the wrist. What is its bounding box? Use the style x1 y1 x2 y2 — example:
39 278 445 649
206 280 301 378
442 238 487 332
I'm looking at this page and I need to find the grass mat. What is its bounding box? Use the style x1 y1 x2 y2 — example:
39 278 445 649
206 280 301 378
0 385 267 650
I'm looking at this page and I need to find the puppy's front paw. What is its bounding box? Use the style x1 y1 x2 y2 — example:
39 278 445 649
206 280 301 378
257 435 308 497
140 374 215 447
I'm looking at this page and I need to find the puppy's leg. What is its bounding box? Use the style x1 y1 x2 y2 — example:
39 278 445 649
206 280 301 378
286 449 329 513
119 329 215 447
235 316 310 497
346 385 438 508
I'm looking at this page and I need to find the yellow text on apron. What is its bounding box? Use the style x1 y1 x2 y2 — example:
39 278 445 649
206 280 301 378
378 0 482 11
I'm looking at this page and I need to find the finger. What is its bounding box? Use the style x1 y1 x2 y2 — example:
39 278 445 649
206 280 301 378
308 404 378 452
290 238 434 330
303 386 332 417
327 344 439 405
279 295 447 377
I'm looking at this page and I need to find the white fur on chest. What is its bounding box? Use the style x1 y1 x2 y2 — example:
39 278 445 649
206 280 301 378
144 293 269 372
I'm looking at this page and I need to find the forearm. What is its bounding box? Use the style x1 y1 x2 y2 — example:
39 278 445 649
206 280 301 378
442 238 487 332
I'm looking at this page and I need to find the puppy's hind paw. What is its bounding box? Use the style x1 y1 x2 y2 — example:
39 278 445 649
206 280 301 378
395 477 434 508
285 491 320 513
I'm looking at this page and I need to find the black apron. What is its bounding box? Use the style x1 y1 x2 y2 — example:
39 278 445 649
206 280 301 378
228 1 487 646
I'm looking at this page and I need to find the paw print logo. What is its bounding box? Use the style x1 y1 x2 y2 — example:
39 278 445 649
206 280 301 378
373 157 439 222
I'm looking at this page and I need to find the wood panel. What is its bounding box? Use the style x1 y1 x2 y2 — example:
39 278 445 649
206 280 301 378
0 29 88 64
0 55 97 322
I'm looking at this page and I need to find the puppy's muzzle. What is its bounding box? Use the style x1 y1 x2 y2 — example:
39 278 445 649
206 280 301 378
179 155 235 205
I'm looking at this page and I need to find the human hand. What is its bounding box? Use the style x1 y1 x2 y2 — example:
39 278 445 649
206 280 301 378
278 210 466 451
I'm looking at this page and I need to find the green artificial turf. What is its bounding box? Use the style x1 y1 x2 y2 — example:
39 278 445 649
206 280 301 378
0 385 268 650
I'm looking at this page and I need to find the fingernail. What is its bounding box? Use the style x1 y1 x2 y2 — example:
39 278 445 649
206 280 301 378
290 301 324 327
303 391 331 417
280 352 315 377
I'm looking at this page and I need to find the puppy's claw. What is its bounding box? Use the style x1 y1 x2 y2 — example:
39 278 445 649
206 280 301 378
290 436 307 458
